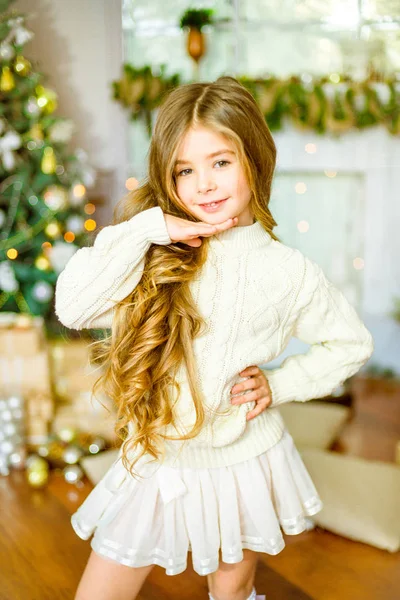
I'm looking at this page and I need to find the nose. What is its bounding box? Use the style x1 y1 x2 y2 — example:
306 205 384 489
197 173 217 195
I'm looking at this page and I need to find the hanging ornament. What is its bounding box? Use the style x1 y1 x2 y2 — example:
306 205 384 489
0 43 14 61
187 27 205 65
0 66 15 92
26 454 49 488
41 147 56 174
28 123 44 141
43 185 68 211
0 130 22 171
14 56 31 77
35 86 58 115
31 281 53 303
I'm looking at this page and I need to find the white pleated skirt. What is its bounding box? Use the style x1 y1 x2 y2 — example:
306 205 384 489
71 429 322 576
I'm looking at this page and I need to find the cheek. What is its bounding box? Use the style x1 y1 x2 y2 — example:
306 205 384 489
176 178 192 201
230 167 251 199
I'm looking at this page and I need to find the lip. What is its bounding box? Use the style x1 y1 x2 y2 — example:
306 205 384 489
198 198 229 213
198 198 228 206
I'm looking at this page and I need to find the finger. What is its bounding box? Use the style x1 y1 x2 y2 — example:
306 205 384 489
240 366 260 376
231 390 261 404
184 238 202 247
246 400 269 421
231 378 257 395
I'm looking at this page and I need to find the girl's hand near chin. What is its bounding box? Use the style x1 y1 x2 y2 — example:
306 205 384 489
163 214 238 247
230 366 273 421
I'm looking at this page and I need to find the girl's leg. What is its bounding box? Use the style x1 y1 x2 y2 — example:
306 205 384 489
74 550 155 600
207 549 259 600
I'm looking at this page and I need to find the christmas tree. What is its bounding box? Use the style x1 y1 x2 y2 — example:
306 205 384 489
0 0 96 332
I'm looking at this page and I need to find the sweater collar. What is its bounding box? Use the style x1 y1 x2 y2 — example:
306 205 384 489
208 220 272 252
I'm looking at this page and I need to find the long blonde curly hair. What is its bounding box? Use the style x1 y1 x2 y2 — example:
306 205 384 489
90 76 278 478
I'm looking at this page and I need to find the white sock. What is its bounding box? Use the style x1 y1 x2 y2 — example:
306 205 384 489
209 586 262 600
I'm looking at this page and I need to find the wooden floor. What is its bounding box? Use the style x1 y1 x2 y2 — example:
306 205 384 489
1 376 400 600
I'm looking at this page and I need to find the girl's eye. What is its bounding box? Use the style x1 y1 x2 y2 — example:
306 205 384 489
176 160 230 177
177 168 192 177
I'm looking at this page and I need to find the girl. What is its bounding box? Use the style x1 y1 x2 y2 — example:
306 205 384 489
55 76 373 600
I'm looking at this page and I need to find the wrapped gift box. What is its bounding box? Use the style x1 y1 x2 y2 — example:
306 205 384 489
0 313 54 444
0 313 46 356
48 339 117 443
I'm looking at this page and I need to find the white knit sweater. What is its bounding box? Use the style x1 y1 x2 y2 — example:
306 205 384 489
55 206 374 468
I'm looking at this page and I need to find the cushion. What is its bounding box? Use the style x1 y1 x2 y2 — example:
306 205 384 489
81 449 120 484
279 401 351 449
301 448 400 552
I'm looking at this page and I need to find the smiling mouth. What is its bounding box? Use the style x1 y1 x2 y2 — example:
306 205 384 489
198 198 228 206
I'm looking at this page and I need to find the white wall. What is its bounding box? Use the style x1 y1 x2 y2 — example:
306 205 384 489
15 0 127 222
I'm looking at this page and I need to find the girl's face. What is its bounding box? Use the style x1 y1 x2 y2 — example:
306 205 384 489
174 126 254 226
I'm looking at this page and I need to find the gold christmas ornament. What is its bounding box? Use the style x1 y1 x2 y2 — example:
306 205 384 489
186 28 205 64
26 453 50 487
28 123 44 141
41 147 57 174
26 454 48 471
35 85 58 114
14 56 31 76
0 66 15 92
27 465 49 488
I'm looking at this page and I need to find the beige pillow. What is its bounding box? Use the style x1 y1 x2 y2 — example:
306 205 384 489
81 449 120 484
279 401 351 449
301 448 400 552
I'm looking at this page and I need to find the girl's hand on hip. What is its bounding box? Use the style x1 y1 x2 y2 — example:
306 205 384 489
164 214 238 247
230 366 272 421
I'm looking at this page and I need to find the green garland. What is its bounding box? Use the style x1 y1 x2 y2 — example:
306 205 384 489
112 66 400 136
112 64 180 135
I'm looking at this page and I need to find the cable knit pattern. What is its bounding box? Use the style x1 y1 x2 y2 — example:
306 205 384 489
55 207 374 469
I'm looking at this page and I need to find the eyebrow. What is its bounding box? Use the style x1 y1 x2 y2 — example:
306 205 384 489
175 149 235 166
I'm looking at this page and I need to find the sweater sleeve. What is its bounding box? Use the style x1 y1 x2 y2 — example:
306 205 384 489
263 255 374 407
54 206 172 330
